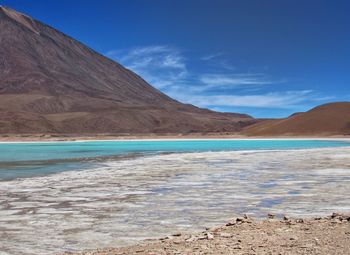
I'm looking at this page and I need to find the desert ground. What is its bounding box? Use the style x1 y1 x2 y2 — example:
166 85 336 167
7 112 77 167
63 213 350 255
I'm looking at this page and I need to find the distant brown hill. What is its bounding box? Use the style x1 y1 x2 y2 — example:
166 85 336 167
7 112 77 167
0 6 255 134
243 102 350 136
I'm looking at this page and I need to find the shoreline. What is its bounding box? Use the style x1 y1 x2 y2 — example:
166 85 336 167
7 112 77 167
0 133 350 143
64 213 350 255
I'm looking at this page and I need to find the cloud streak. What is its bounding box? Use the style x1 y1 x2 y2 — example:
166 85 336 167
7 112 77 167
106 46 187 89
199 73 279 89
105 45 332 116
167 90 314 109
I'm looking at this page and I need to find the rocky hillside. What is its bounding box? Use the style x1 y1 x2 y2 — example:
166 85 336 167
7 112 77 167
243 102 350 136
0 6 255 134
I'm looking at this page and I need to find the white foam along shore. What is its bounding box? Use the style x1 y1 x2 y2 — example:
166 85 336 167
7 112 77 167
1 147 350 254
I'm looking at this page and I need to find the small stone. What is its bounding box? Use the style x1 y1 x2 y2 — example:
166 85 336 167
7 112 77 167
226 221 236 226
331 212 340 219
206 232 214 240
220 233 232 238
283 215 289 221
236 217 244 222
314 237 320 245
172 233 181 237
185 236 198 242
296 219 304 223
268 213 275 219
331 219 342 224
210 227 221 233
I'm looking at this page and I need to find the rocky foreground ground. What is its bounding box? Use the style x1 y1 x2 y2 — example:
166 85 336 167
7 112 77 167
65 213 350 255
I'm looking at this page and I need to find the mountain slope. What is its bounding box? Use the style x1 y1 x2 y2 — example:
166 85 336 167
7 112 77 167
243 102 350 136
0 6 255 134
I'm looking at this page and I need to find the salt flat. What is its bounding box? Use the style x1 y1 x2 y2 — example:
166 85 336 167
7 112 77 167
0 147 350 254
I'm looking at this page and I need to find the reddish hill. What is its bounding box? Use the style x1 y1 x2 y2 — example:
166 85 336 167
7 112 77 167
0 6 255 134
243 102 350 136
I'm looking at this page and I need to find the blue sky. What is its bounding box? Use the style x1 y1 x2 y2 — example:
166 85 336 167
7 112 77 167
2 0 350 118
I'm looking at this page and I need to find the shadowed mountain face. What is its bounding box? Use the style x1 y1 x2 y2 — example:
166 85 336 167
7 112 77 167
0 6 255 134
243 102 350 136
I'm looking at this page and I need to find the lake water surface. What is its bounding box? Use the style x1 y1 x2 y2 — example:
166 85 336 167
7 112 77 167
1 139 349 180
0 139 350 254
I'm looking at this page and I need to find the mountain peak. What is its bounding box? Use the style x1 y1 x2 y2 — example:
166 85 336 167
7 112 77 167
0 6 40 34
1 5 27 16
0 6 254 134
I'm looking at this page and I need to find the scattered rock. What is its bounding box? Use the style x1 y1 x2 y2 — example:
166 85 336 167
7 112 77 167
314 237 320 245
206 232 214 240
209 227 221 234
197 235 207 240
159 236 173 241
185 236 198 242
331 219 342 224
243 214 250 219
219 233 232 238
268 213 275 219
67 213 350 255
236 217 244 222
331 212 341 219
226 221 236 226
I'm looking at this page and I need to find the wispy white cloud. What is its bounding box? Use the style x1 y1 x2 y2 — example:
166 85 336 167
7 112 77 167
106 45 187 89
105 45 331 114
165 89 315 109
201 52 236 70
200 73 276 87
180 90 314 108
200 52 224 61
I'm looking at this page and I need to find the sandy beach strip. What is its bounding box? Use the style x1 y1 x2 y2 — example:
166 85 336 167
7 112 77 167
0 133 350 143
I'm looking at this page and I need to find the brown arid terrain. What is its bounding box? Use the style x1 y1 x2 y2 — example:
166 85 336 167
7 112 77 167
1 6 350 137
64 213 350 255
244 102 350 136
0 6 256 134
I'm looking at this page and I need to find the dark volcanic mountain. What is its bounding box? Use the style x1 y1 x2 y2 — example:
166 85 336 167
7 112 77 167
243 102 350 136
0 6 255 134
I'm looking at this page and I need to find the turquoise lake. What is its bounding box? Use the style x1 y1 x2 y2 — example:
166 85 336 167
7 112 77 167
0 139 349 180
